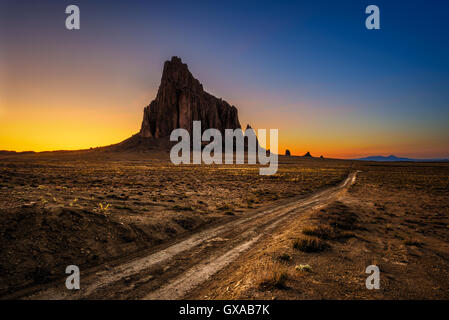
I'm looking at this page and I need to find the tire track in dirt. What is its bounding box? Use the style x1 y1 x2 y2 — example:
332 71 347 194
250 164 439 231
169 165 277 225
24 172 356 300
143 172 357 300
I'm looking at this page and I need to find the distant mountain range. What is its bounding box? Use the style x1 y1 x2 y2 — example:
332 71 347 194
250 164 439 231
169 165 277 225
354 155 449 162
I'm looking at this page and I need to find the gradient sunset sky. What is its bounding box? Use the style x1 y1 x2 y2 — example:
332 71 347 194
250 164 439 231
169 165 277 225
1 0 448 158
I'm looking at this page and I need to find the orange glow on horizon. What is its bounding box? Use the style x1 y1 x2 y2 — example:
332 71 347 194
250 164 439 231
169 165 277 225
1 61 447 159
1 107 447 160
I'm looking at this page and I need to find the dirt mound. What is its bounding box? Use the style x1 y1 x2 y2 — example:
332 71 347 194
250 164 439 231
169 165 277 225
0 205 151 295
103 134 175 152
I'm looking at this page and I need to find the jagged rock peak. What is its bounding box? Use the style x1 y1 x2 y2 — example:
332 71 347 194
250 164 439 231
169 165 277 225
159 56 203 93
139 56 241 139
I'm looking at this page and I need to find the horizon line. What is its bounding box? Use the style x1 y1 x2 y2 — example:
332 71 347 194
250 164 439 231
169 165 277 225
1 147 448 161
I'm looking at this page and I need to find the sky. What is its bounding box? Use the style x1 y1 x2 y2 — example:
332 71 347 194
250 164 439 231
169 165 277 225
0 0 448 158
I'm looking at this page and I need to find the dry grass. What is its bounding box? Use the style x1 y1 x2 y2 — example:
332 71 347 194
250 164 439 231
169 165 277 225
301 202 360 243
276 253 291 262
295 264 312 272
293 236 329 253
404 238 424 247
302 224 335 240
256 262 289 290
189 162 449 300
0 153 351 294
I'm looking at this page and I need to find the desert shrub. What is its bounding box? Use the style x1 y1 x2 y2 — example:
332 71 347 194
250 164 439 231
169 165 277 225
327 213 357 230
293 236 329 253
317 202 359 231
302 225 335 240
217 204 231 211
295 264 312 272
276 253 291 262
255 261 289 290
404 239 423 247
338 231 356 239
95 202 111 215
258 269 288 290
172 205 193 211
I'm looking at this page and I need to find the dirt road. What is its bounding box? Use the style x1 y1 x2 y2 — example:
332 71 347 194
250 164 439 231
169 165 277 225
22 172 357 300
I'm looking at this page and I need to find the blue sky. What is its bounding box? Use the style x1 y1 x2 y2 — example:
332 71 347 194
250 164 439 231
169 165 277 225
1 0 448 157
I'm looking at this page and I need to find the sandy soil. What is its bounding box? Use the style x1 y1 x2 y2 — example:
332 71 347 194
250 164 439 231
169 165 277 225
9 172 355 299
1 151 448 300
0 151 349 297
188 162 449 299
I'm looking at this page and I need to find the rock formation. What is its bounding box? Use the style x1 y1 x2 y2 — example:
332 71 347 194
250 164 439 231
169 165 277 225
139 56 241 139
285 149 291 156
303 151 312 157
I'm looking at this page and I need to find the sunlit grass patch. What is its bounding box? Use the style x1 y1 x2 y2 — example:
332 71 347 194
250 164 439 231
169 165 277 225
295 264 312 272
256 262 289 290
95 202 111 215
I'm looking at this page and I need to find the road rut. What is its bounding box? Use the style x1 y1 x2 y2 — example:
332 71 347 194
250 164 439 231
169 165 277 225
24 171 357 300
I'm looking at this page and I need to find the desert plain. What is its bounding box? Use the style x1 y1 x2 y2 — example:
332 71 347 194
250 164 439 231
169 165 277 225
0 150 448 299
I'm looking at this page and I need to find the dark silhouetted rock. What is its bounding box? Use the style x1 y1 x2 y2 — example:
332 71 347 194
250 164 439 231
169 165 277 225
303 151 312 157
285 149 291 156
320 155 324 159
139 56 241 139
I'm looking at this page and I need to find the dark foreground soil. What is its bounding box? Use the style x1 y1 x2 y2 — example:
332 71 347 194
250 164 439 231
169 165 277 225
188 162 449 299
0 151 349 296
2 150 448 299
